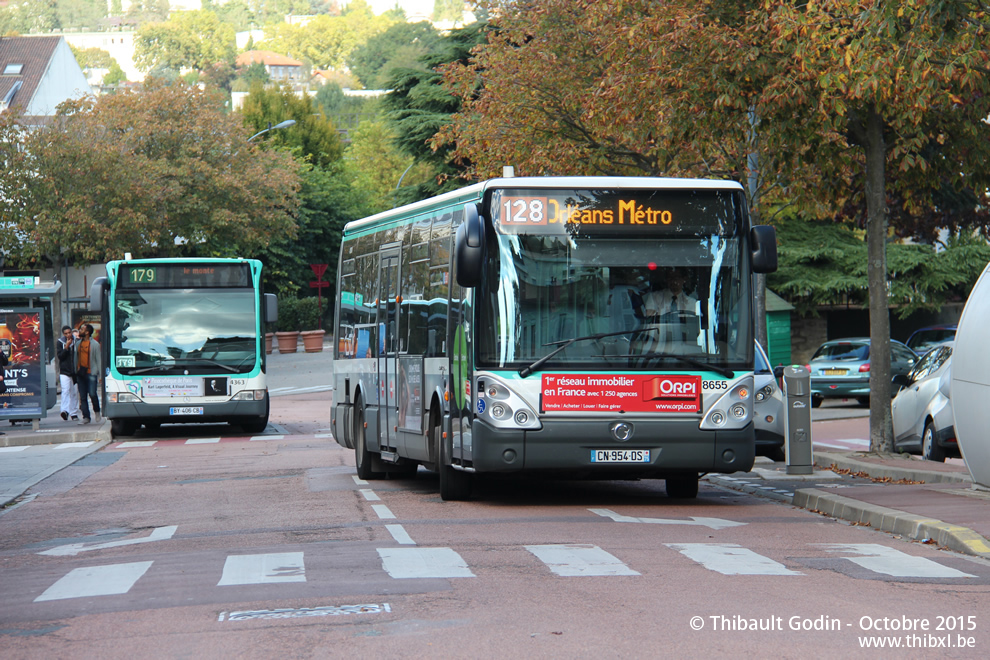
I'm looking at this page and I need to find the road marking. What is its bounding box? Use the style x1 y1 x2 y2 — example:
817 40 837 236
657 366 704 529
186 437 220 445
218 552 306 585
360 489 380 501
590 508 747 530
386 524 416 545
220 603 391 621
0 446 27 452
352 476 368 485
377 547 475 578
39 525 178 557
526 544 639 577
250 435 283 441
35 561 154 601
117 441 157 448
818 543 976 578
372 504 395 519
55 442 95 449
666 543 803 575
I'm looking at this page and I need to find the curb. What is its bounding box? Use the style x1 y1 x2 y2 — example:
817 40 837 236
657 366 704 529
0 438 112 508
0 422 111 448
793 487 990 559
813 451 972 484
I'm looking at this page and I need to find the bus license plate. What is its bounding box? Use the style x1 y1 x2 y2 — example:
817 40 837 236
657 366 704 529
591 449 650 463
170 407 204 415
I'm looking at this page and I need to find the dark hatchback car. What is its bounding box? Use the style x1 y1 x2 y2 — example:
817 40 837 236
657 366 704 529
808 338 917 407
905 324 956 355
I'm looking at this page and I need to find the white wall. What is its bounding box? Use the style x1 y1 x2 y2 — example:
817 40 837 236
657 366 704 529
26 39 92 115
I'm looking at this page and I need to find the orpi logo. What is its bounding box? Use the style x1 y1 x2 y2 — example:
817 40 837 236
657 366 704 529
642 376 700 401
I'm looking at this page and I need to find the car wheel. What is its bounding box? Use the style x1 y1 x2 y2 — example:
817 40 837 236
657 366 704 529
922 421 946 463
767 447 786 463
811 395 823 409
856 397 870 407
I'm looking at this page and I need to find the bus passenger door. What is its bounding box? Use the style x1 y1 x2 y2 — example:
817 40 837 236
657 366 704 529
378 247 401 454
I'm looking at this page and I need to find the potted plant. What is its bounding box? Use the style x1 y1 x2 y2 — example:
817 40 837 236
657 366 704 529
275 296 302 353
298 297 326 352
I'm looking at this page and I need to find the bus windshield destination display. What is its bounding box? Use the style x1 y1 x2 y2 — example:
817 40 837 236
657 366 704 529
493 189 736 236
120 263 251 288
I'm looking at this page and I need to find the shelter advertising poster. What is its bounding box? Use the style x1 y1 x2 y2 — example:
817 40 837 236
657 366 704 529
0 309 46 418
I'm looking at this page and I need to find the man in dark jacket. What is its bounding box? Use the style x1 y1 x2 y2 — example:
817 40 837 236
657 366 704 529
57 325 80 421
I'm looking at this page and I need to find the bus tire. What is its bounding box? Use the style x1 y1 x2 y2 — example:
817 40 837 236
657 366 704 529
354 398 384 480
240 397 270 434
111 419 137 437
666 475 699 499
431 411 472 501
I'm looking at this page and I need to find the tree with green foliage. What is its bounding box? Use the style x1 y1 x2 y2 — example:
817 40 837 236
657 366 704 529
134 10 237 75
347 21 440 89
346 119 432 212
56 0 105 29
0 80 300 269
238 83 344 168
257 0 393 71
382 19 488 204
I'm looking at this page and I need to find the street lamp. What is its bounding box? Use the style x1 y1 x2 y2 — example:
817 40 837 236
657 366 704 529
248 119 296 142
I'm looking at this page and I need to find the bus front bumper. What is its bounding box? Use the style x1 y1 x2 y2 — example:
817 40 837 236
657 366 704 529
105 398 268 425
462 418 755 476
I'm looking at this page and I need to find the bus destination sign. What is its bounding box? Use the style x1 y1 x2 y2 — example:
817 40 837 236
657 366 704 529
120 263 251 288
493 189 735 236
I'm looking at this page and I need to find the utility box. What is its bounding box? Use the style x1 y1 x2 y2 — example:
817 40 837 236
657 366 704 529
783 365 813 475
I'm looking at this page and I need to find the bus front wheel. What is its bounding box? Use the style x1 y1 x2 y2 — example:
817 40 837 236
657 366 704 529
666 475 699 499
111 419 137 437
431 411 472 501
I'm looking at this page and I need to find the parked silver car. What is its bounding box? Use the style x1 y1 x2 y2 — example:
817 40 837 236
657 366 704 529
754 341 785 461
891 342 959 462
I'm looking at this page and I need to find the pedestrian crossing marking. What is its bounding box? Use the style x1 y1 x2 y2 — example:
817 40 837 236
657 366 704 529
35 561 153 601
39 525 178 557
665 543 803 576
377 547 475 578
372 504 395 519
117 441 156 448
591 508 747 530
818 543 976 579
218 552 306 585
526 544 639 577
360 489 380 501
186 438 220 445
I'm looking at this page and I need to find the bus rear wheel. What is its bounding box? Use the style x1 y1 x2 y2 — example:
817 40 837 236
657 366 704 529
666 475 699 499
354 398 384 480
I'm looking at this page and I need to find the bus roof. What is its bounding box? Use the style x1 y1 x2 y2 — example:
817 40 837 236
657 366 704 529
343 176 744 235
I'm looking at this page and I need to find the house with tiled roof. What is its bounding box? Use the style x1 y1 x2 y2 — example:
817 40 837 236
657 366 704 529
0 36 91 125
236 50 306 83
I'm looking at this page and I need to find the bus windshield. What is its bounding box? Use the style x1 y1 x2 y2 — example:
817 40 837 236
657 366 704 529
113 288 258 375
476 234 752 372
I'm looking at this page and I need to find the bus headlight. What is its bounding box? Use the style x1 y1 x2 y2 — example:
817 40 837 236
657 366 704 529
109 392 141 404
233 390 266 401
476 374 541 431
700 376 753 431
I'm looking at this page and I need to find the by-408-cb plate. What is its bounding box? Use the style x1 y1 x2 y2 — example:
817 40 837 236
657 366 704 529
170 407 204 415
591 449 650 463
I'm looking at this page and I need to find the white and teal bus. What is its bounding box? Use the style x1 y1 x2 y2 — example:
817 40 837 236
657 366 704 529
331 176 777 500
90 257 277 437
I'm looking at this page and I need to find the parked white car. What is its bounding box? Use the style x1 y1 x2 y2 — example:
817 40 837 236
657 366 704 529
891 342 959 462
754 341 785 461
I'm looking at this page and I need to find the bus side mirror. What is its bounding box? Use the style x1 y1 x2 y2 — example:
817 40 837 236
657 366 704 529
89 277 108 312
264 293 278 325
455 203 486 288
751 225 778 274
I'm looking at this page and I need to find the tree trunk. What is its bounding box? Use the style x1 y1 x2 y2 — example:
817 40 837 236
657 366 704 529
864 106 893 453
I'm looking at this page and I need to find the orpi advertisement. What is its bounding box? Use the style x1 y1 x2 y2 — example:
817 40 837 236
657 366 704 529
0 309 47 418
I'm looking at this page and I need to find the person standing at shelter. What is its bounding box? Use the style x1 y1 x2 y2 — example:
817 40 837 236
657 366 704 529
74 324 101 425
56 325 80 421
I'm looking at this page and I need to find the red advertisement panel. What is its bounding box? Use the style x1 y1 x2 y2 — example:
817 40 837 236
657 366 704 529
541 373 701 413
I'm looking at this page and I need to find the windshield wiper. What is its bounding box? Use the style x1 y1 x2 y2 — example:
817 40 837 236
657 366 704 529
639 351 735 379
518 329 645 378
129 357 239 375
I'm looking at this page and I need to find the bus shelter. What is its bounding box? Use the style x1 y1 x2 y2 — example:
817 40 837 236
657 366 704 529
0 275 59 429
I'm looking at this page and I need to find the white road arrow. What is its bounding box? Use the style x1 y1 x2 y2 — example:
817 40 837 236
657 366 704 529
589 508 746 530
38 526 178 556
